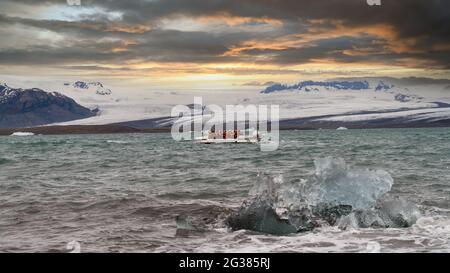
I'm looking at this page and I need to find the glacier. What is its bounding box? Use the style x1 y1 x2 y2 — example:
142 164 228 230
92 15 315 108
1 77 449 128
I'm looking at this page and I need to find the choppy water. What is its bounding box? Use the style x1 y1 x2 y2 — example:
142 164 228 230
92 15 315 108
0 128 449 253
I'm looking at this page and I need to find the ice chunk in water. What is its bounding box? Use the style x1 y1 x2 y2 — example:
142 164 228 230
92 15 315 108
227 157 416 235
376 196 421 228
226 200 298 235
338 209 386 229
338 197 421 229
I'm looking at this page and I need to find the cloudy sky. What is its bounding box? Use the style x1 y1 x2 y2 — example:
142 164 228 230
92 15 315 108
0 0 449 89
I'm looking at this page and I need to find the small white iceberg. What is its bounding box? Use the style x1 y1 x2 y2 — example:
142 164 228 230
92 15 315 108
11 132 35 136
336 127 348 130
106 140 129 144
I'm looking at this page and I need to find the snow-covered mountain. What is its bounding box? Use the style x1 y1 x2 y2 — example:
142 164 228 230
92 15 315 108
261 80 426 104
261 80 372 93
0 83 96 128
65 81 112 95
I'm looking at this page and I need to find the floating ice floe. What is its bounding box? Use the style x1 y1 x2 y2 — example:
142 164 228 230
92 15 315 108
10 132 35 136
106 140 129 144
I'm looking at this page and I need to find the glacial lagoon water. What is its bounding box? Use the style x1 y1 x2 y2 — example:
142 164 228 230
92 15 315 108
0 128 449 252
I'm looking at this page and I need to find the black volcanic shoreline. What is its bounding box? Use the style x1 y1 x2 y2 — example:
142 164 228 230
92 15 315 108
0 125 170 136
0 121 450 136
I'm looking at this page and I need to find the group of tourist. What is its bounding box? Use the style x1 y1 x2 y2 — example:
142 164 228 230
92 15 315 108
208 130 240 139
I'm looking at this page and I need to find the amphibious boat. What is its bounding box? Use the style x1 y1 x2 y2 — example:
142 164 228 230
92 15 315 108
196 129 260 144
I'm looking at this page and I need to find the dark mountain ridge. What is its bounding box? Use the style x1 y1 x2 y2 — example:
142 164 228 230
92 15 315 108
0 84 96 128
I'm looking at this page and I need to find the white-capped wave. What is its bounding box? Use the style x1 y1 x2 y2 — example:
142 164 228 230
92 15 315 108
250 157 394 210
106 140 129 144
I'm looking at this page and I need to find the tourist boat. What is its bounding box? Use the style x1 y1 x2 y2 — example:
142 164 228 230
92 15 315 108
196 129 260 144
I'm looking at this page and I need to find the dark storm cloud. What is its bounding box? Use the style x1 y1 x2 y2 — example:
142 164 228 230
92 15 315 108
0 14 151 37
0 42 128 65
234 35 395 65
0 0 449 68
0 25 245 65
37 0 450 41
